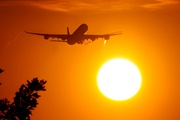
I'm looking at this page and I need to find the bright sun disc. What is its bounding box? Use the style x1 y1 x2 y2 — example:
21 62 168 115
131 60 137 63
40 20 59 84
97 59 141 100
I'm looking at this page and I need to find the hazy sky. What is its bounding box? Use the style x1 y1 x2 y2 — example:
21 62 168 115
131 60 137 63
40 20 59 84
0 0 180 119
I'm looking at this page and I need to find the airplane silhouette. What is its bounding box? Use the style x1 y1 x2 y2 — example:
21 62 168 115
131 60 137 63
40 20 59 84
25 24 122 45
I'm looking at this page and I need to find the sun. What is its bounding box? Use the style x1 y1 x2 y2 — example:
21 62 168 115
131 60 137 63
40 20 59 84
97 59 141 101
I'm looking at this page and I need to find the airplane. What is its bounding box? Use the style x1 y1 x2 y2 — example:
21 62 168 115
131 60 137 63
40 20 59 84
25 24 122 45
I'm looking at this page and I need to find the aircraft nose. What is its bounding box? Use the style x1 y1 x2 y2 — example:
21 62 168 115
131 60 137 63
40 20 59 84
81 24 88 31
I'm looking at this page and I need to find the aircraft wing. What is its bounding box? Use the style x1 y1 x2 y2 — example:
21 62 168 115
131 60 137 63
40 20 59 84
24 31 68 40
82 32 122 41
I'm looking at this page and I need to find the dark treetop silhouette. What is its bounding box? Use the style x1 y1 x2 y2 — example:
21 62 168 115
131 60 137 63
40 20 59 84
0 69 4 73
0 69 4 85
0 77 47 120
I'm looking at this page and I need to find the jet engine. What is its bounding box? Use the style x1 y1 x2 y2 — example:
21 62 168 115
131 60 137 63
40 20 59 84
91 37 96 41
44 35 49 40
104 36 110 40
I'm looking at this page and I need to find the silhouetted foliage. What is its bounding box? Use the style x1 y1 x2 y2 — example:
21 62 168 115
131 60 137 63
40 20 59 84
0 69 4 73
0 78 47 120
0 69 4 85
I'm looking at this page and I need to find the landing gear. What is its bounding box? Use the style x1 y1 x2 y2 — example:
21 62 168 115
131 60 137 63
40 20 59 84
77 40 83 44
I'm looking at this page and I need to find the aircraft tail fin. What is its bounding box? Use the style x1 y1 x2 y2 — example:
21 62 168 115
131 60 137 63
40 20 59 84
67 27 70 35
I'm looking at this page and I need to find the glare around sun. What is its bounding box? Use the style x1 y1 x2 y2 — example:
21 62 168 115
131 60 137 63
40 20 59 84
97 59 141 101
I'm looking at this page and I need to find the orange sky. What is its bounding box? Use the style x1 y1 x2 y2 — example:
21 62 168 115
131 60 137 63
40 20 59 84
0 0 180 119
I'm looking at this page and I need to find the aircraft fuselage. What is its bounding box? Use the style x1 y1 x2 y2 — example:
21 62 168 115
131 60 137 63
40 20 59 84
67 24 88 45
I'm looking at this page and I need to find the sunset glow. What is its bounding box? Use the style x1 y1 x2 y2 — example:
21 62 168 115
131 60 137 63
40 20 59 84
0 0 180 119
